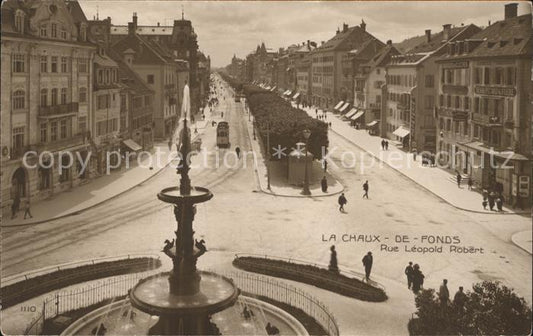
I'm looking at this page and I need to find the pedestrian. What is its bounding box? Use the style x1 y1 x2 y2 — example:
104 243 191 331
439 279 450 307
221 111 224 118
328 245 339 273
168 138 173 151
362 180 369 199
411 264 425 294
496 195 503 212
321 176 328 193
482 197 488 210
11 196 20 219
453 286 467 309
385 140 389 150
405 261 414 289
266 322 280 335
315 108 318 116
467 176 473 190
381 139 385 150
329 122 332 129
456 172 462 188
362 251 373 281
488 192 495 211
23 200 32 219
322 158 328 172
338 193 347 212
235 146 241 159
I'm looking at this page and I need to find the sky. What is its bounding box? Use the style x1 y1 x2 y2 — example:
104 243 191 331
78 1 531 68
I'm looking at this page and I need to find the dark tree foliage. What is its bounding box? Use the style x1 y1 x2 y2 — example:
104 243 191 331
409 281 532 335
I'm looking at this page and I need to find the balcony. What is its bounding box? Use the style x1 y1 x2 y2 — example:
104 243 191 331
32 133 87 154
369 102 381 110
472 113 503 126
437 107 469 121
38 103 79 118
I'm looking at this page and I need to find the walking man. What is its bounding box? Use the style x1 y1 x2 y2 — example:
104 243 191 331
338 193 347 212
23 200 33 219
439 279 450 308
362 252 373 281
321 176 328 193
11 196 20 219
405 261 414 289
381 139 385 150
412 264 425 294
384 140 389 150
467 177 473 190
235 146 241 159
322 158 328 172
453 286 467 309
363 180 369 199
456 172 462 188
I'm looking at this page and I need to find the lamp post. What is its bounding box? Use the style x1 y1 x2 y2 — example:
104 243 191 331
252 116 256 140
267 119 271 190
301 128 311 195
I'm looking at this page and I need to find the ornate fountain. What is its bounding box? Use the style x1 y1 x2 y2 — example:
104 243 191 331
129 84 240 335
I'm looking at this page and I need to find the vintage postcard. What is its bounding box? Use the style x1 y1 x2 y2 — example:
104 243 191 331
1 1 531 335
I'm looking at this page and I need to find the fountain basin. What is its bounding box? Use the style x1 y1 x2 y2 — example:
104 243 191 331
157 186 213 204
130 271 239 316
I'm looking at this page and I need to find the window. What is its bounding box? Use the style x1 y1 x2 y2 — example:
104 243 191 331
40 123 47 143
59 154 70 182
12 54 25 73
51 23 57 38
78 116 87 134
40 56 48 73
97 120 107 136
78 58 88 73
51 121 58 141
79 88 87 103
454 96 460 109
439 94 444 107
424 95 434 109
147 74 154 84
12 127 25 149
464 97 470 111
61 57 68 72
40 25 47 37
15 11 24 32
98 70 103 83
60 119 68 139
425 75 434 88
446 95 451 108
506 67 515 85
495 68 503 85
483 68 490 85
13 90 25 109
60 29 67 40
80 24 87 41
51 56 58 73
40 89 48 106
61 88 67 104
97 94 110 109
474 68 481 84
446 119 451 131
105 69 109 84
51 88 58 105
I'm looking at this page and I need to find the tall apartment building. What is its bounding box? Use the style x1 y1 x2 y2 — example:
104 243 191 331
1 0 96 217
436 3 531 207
385 23 480 150
311 21 380 109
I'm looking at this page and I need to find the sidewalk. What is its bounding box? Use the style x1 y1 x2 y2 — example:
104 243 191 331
241 102 344 198
511 230 533 254
2 111 212 228
297 103 529 215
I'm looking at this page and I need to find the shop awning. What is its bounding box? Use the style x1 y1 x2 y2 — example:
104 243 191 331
345 108 358 118
122 139 142 152
393 126 410 138
334 101 345 110
339 102 350 113
286 90 293 96
270 86 277 92
282 90 289 95
350 110 365 120
293 92 300 99
367 120 379 127
265 86 271 90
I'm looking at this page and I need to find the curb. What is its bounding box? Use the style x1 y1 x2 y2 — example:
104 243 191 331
329 124 528 216
1 132 206 228
510 230 533 255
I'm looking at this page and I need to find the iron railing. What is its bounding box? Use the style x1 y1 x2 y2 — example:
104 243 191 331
2 253 160 288
219 271 340 336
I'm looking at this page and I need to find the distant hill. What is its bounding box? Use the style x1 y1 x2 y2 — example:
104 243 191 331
394 34 426 54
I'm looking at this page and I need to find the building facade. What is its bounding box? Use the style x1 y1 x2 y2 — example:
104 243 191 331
436 4 531 207
1 0 96 217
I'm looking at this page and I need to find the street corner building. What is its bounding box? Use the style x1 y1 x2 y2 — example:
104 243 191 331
0 0 211 218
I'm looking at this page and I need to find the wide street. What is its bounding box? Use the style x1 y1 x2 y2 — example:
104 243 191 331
2 76 531 334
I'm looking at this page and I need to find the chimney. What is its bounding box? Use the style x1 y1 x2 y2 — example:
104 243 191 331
504 3 518 19
442 24 451 41
128 12 138 36
336 27 340 35
425 29 431 43
343 23 349 32
157 22 160 27
133 12 138 26
321 41 325 46
360 19 366 31
387 40 392 46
